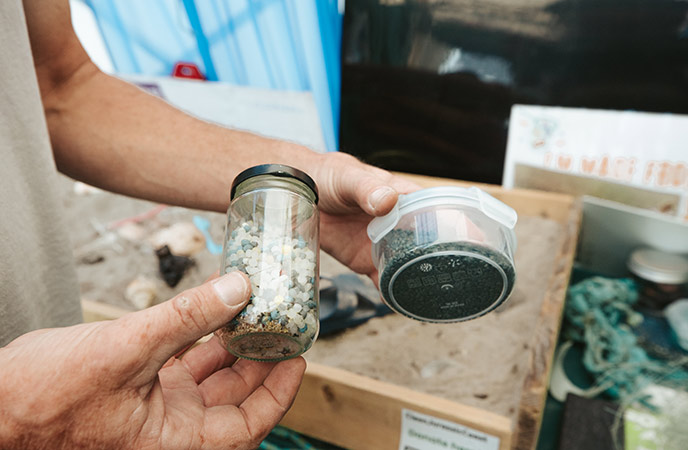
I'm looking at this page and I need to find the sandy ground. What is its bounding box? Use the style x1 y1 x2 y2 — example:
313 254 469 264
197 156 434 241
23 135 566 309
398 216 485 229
307 214 563 420
62 175 563 420
62 177 225 310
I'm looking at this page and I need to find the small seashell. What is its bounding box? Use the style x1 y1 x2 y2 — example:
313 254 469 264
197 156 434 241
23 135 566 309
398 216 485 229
116 222 147 242
125 276 158 310
149 222 205 256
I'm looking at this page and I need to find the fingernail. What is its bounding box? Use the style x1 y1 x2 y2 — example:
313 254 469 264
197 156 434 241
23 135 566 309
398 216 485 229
212 272 249 306
368 187 395 213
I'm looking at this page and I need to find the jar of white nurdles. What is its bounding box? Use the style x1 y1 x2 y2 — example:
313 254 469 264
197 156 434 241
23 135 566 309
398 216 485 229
215 164 320 361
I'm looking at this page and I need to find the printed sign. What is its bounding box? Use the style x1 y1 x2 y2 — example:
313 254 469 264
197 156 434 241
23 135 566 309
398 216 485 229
502 105 688 276
399 409 500 450
503 105 688 220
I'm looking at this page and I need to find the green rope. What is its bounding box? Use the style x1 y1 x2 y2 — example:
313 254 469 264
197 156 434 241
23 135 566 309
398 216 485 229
564 276 687 402
260 426 317 450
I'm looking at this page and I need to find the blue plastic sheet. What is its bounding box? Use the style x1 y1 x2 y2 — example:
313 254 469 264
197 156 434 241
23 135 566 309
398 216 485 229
84 0 342 151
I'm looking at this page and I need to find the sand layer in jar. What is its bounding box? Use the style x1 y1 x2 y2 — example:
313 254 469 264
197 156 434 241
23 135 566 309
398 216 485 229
215 321 305 361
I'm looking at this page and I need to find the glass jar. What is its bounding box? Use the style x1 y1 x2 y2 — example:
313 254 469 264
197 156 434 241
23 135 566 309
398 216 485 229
215 164 320 361
367 186 517 323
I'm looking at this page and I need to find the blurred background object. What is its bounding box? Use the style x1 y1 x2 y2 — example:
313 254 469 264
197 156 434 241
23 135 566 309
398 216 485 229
70 0 343 152
338 0 688 184
72 0 688 183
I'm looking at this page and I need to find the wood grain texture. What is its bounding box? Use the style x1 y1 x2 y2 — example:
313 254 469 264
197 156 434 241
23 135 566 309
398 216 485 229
512 198 582 450
281 362 513 450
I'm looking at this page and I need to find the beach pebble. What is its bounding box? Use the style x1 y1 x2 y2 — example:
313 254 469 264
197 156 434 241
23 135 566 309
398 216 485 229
149 222 205 256
125 276 158 310
116 222 147 242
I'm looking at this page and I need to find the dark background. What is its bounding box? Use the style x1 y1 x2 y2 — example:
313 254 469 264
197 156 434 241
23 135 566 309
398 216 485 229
338 0 688 184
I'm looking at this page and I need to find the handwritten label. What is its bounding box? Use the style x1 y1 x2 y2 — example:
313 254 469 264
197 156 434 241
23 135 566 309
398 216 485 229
399 409 500 450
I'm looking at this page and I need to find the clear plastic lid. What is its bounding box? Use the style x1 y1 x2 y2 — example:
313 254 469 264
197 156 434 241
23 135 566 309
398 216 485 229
367 186 517 245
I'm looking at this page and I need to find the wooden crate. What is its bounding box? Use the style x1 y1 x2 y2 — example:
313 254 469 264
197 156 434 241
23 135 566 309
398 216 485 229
280 174 581 450
81 174 581 450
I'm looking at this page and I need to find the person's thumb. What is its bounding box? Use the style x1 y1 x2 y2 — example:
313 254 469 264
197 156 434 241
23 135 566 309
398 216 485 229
325 162 419 217
330 171 399 217
127 271 251 368
354 175 419 216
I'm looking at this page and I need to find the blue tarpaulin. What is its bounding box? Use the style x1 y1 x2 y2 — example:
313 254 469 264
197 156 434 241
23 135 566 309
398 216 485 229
83 0 342 151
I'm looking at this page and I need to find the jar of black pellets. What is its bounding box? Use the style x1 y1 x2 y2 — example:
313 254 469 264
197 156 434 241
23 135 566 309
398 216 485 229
367 186 517 323
215 164 319 361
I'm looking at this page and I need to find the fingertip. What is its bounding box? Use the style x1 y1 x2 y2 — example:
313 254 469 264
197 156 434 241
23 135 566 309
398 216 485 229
263 357 307 407
290 355 307 374
212 271 251 308
367 186 398 216
271 356 307 386
273 355 306 374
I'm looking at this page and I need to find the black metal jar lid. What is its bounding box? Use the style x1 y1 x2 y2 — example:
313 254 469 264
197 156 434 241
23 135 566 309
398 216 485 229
231 164 319 204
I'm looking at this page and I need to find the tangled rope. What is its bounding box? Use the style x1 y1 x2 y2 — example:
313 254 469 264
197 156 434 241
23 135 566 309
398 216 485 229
564 276 687 401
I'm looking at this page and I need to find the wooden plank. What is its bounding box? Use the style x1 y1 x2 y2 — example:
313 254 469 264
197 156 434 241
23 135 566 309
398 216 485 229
398 173 576 225
512 199 582 450
281 362 513 450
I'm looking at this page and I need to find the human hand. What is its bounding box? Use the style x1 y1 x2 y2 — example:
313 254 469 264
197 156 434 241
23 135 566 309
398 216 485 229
309 153 420 285
0 272 305 450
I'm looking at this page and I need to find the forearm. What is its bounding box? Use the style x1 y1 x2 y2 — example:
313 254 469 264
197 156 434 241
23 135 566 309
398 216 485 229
44 63 323 213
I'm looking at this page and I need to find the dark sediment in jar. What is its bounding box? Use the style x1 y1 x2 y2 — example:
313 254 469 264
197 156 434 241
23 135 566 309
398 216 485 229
378 229 515 322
